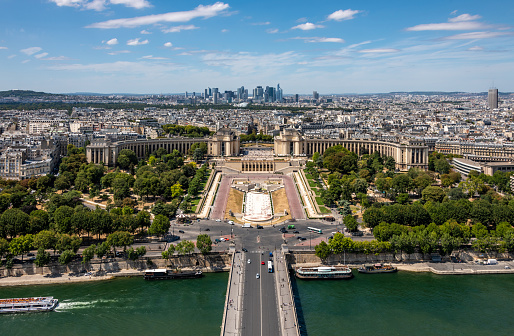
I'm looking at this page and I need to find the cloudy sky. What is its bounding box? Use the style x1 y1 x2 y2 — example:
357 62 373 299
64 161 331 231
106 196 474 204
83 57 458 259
0 0 513 94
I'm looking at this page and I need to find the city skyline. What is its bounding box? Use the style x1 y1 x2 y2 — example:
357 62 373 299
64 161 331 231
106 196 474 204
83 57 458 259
1 0 513 94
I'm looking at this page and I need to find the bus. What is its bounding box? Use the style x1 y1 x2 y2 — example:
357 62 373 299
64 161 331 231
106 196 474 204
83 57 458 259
307 227 323 234
268 261 273 273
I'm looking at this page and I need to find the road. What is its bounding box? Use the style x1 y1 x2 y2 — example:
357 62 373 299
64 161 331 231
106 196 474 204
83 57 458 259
242 251 280 336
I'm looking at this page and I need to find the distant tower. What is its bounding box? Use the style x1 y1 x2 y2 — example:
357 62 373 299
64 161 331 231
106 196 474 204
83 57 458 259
294 94 299 103
212 88 219 104
313 91 319 101
488 88 498 109
276 84 283 102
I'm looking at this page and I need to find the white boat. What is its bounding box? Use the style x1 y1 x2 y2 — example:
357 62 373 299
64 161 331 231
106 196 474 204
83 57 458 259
0 297 59 314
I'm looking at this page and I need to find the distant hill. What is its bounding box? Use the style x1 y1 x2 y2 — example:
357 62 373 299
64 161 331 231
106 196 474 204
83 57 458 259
0 90 61 98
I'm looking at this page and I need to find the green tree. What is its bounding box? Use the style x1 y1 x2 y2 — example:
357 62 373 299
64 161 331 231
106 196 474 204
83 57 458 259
176 240 195 255
363 207 383 229
9 235 34 261
343 215 358 232
148 214 170 237
0 208 30 238
315 241 331 263
117 149 138 170
328 233 355 254
106 231 134 254
434 158 451 174
33 230 58 253
58 249 75 266
170 183 184 199
82 244 96 264
162 245 175 263
196 234 213 254
422 186 446 203
34 247 51 267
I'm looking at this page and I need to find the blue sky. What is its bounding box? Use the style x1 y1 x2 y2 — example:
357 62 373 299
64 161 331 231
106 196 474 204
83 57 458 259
0 0 513 94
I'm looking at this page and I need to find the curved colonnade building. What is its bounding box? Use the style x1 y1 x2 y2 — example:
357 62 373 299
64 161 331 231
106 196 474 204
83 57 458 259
87 128 431 171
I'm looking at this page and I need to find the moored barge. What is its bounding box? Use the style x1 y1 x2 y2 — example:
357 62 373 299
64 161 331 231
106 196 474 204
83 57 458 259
144 269 203 280
295 266 353 279
358 263 398 274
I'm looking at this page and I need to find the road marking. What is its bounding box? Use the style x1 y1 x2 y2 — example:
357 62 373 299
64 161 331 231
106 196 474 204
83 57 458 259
259 253 263 336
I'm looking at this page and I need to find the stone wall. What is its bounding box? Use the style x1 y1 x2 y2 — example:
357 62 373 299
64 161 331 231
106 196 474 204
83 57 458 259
1 253 232 278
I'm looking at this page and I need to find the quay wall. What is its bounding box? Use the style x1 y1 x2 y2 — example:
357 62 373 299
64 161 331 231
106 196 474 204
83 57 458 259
1 253 232 278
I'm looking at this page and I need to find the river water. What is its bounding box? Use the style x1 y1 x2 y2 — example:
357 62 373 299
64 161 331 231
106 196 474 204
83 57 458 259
1 272 513 336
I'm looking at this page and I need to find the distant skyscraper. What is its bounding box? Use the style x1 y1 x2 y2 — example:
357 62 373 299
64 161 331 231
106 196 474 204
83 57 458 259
488 88 498 109
294 94 299 103
313 91 319 101
204 89 209 98
212 88 219 104
276 84 283 102
253 86 264 100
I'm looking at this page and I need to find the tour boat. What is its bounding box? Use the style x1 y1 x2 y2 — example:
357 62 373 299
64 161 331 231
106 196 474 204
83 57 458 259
295 266 353 279
0 297 59 314
143 269 203 280
358 263 398 274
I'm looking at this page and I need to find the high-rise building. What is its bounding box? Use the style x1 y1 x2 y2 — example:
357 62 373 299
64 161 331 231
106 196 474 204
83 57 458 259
488 88 498 109
313 91 319 101
294 94 299 103
276 84 283 102
204 89 209 98
212 88 219 104
253 86 264 100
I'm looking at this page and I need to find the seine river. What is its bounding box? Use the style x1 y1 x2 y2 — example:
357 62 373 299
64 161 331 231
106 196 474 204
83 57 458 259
1 272 513 336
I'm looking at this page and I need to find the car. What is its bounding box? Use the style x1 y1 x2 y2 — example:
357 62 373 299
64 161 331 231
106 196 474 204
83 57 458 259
261 261 265 265
350 231 364 236
205 228 210 231
247 259 251 264
228 220 234 225
178 230 185 233
299 237 307 241
215 219 221 222
27 252 35 257
214 238 221 243
293 230 299 234
297 236 303 240
242 248 248 252
256 273 260 279
256 225 263 229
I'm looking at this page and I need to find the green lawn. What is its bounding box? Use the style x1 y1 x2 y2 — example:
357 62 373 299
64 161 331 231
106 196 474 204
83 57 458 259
305 173 314 179
313 188 322 196
315 197 325 206
319 206 331 214
308 180 318 188
191 198 200 206
191 206 197 212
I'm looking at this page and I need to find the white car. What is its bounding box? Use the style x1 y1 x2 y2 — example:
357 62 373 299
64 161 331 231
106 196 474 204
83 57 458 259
256 273 260 279
215 219 221 222
247 259 251 264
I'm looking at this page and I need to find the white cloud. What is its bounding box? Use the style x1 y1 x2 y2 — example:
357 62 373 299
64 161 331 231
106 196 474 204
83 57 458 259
293 37 345 43
251 22 270 26
8 54 16 59
108 50 131 55
266 28 279 34
443 31 514 40
109 0 151 9
327 9 361 21
162 25 199 33
292 23 324 31
359 48 400 53
163 42 173 47
87 2 229 29
406 14 486 31
449 14 481 22
34 52 49 59
221 29 229 33
22 60 30 64
20 47 42 55
201 51 301 75
141 55 169 60
43 56 72 61
468 46 484 51
127 38 149 46
140 30 152 34
105 38 119 45
0 47 7 50
50 0 83 7
47 61 181 74
84 0 107 11
50 0 151 11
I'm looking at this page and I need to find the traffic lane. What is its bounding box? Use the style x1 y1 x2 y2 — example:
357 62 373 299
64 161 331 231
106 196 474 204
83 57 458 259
242 253 262 336
261 253 280 336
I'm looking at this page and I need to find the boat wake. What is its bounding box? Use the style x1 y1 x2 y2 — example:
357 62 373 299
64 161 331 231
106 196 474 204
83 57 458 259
55 299 118 311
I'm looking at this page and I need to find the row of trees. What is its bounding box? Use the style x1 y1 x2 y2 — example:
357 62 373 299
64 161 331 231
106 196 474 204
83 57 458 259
363 198 514 229
161 234 213 261
162 124 212 138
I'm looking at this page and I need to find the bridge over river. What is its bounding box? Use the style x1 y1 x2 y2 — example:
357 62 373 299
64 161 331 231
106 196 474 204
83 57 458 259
220 249 300 336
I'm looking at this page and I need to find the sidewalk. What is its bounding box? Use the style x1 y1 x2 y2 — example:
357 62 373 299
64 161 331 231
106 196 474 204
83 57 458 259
221 252 244 336
274 252 300 336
